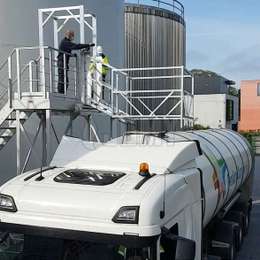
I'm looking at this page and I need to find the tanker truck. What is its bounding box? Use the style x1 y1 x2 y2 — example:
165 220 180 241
0 129 254 260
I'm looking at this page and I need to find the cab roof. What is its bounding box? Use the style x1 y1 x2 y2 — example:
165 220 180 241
50 136 200 174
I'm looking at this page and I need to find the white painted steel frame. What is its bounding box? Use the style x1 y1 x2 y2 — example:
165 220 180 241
38 6 97 91
38 6 97 51
84 58 194 128
110 65 194 129
15 110 82 175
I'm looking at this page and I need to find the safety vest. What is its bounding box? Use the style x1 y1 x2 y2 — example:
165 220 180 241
101 54 109 76
89 54 109 76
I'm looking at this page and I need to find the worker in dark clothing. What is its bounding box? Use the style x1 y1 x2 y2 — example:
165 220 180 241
57 30 95 94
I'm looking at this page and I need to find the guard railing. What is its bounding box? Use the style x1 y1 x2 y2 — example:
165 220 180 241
125 0 184 18
0 46 80 110
84 55 194 127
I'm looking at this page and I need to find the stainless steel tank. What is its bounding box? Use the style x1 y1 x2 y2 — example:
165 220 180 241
124 0 186 132
167 129 254 226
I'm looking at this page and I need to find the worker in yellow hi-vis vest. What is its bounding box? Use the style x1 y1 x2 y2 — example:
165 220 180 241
87 46 109 103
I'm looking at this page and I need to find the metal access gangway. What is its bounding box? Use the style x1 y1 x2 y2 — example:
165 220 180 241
0 5 194 176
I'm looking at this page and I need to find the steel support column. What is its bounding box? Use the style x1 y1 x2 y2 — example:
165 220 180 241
16 110 21 175
41 112 47 166
110 117 114 140
85 115 91 141
180 66 184 129
46 110 51 164
41 110 51 166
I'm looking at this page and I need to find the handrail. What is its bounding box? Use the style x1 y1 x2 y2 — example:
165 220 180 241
16 46 75 58
114 65 185 72
0 44 79 112
0 60 32 103
125 0 184 18
0 60 8 74
0 49 16 72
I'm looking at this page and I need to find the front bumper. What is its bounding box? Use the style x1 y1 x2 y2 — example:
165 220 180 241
0 222 158 247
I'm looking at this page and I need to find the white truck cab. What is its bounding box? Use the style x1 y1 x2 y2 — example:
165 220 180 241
0 130 254 260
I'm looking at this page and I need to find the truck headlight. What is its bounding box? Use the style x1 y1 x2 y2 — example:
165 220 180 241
0 194 17 212
112 206 139 224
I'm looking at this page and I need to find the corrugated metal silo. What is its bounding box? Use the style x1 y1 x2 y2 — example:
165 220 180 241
124 0 186 131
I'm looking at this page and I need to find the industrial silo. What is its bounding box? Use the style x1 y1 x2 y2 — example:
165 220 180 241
0 0 124 183
124 0 186 131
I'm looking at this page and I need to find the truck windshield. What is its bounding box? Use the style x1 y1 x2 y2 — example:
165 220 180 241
0 232 156 260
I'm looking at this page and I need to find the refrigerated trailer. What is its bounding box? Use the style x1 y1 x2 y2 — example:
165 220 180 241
0 129 254 260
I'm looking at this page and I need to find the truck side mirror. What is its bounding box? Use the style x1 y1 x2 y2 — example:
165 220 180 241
175 236 196 260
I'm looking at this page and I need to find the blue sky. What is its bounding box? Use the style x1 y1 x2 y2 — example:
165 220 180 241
181 0 260 85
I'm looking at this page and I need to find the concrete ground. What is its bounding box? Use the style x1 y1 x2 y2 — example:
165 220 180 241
237 155 260 260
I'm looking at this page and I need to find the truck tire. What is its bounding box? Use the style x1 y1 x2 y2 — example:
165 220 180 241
211 221 237 260
232 201 252 235
224 211 244 250
243 209 250 236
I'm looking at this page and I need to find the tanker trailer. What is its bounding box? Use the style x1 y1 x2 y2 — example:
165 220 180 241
0 129 253 260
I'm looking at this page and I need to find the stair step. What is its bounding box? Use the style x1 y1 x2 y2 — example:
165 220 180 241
0 126 16 130
0 135 12 139
5 118 27 122
1 129 14 135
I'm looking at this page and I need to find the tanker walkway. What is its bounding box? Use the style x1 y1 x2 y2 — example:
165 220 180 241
237 155 260 260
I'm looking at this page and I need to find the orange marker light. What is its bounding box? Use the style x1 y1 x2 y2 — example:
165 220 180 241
139 162 150 177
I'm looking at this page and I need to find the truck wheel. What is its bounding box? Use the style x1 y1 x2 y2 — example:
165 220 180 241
224 211 244 250
236 225 243 250
243 210 250 236
211 221 237 260
232 201 252 236
225 231 236 260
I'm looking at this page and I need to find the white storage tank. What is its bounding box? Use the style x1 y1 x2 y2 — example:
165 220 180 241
166 129 253 226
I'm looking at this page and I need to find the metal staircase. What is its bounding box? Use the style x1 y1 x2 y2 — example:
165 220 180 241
0 107 31 151
0 49 33 152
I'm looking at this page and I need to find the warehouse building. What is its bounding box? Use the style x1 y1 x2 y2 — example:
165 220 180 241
192 69 239 130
